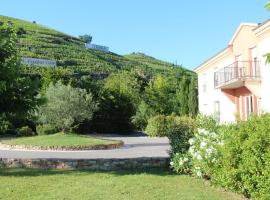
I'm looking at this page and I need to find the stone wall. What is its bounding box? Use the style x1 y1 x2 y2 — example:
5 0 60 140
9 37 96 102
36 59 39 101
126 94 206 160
0 157 169 170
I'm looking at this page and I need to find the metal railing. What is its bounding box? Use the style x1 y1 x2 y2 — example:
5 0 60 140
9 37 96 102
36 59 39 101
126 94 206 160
214 61 261 88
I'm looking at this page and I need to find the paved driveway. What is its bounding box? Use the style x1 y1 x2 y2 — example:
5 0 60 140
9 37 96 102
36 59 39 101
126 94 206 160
0 134 170 159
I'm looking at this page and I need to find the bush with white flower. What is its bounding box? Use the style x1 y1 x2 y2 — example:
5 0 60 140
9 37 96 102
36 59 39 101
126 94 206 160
170 153 192 174
170 115 223 179
188 128 223 178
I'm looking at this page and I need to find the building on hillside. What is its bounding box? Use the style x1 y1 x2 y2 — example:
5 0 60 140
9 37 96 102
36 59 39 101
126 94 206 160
195 19 270 123
85 43 109 52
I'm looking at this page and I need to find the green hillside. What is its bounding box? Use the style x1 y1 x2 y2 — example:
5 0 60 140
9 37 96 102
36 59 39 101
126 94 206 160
0 15 193 77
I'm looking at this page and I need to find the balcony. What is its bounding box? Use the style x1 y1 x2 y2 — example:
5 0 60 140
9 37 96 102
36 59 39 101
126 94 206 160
214 61 261 89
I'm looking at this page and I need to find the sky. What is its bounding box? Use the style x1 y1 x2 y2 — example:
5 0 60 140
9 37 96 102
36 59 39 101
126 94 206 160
0 0 269 70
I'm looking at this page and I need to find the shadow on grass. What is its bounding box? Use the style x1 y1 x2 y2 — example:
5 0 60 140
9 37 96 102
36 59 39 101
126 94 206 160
0 167 176 177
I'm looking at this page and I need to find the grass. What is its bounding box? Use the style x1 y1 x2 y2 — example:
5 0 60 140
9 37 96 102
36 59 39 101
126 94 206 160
1 133 121 149
0 168 244 200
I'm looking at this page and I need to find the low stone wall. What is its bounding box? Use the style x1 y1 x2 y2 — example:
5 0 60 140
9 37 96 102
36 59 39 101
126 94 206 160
0 157 169 170
0 141 123 151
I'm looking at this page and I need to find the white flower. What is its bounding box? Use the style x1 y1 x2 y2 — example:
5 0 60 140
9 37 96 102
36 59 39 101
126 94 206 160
189 147 195 155
218 141 224 146
210 132 217 138
200 141 207 148
197 128 204 133
196 154 202 160
206 148 212 155
170 161 174 166
183 157 189 162
188 138 195 145
196 170 203 178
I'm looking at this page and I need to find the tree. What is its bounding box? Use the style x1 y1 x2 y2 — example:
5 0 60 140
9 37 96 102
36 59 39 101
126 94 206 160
177 76 190 115
0 22 40 123
79 34 92 44
37 81 97 133
144 74 176 115
93 71 141 132
188 77 198 116
40 67 71 95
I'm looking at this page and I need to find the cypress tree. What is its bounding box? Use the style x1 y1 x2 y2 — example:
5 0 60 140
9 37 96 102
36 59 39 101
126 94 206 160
177 76 190 115
188 77 198 117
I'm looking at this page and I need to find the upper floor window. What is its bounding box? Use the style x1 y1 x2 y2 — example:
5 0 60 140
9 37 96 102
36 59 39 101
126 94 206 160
203 82 207 93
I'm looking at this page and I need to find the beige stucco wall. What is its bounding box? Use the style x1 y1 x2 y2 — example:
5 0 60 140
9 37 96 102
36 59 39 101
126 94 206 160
196 21 270 122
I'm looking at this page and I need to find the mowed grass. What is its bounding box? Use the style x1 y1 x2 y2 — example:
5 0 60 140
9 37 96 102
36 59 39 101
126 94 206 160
0 169 244 200
1 133 120 148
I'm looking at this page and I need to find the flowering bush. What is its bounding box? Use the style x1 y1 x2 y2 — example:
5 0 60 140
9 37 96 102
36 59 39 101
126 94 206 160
170 114 270 199
170 115 222 179
170 153 191 174
188 128 223 178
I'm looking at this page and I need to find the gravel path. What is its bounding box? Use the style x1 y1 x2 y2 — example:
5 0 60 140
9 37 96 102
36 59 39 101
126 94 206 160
0 134 170 159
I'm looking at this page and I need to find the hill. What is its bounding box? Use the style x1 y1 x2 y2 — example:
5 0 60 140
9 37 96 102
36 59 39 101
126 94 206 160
0 15 194 78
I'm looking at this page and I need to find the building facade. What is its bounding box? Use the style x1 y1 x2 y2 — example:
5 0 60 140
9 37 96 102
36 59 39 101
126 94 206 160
195 20 270 123
85 43 109 52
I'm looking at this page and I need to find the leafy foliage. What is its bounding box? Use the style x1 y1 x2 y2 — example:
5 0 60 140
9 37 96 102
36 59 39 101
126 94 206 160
0 21 40 131
79 34 92 44
170 114 270 200
93 71 140 132
37 82 97 132
212 114 270 199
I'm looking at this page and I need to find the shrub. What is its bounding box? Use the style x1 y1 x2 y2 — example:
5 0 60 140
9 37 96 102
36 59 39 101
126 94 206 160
37 81 97 133
131 101 154 130
188 127 223 179
168 116 196 155
170 115 222 179
145 115 170 137
170 153 192 174
212 114 270 199
146 115 196 141
18 126 34 136
36 124 56 135
0 115 13 134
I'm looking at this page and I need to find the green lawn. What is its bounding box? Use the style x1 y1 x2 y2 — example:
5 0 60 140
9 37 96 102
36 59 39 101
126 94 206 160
0 169 244 200
1 133 121 149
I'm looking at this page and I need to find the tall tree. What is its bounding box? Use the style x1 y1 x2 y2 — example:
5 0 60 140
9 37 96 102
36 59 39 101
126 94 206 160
0 22 39 122
93 71 141 132
188 77 198 116
177 76 190 115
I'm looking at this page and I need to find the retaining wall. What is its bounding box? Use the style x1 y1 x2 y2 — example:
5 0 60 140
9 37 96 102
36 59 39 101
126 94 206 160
0 157 169 170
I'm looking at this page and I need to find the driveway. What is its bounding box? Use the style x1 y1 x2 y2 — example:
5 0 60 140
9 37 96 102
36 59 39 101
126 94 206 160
0 134 170 159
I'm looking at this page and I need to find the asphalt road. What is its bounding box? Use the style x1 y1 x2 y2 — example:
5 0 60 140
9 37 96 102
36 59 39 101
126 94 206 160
0 134 170 159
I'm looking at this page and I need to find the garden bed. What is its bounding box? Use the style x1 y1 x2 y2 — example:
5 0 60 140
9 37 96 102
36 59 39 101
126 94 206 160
0 133 123 151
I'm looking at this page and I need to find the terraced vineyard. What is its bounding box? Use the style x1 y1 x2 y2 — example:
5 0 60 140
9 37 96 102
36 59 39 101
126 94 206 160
0 15 194 78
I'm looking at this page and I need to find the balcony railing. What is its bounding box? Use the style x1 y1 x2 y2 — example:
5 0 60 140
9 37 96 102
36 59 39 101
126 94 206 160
214 61 261 88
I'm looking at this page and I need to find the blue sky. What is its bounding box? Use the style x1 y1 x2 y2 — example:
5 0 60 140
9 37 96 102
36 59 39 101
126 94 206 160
0 0 269 69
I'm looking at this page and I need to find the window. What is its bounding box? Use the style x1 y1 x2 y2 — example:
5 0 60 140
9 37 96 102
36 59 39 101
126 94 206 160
245 96 253 117
203 82 207 93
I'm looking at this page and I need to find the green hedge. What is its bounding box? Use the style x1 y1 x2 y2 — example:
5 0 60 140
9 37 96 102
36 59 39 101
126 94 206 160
212 114 270 199
145 115 196 155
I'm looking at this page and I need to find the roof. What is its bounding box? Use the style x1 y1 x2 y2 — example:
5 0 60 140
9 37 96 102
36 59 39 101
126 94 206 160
195 22 259 73
194 47 229 72
253 18 270 31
